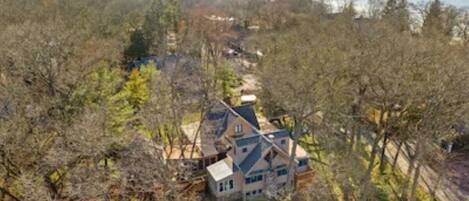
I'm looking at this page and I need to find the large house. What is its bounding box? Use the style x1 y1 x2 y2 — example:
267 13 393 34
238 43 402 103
167 100 313 200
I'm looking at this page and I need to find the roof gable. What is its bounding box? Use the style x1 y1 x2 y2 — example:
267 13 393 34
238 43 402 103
238 136 273 174
239 143 263 174
232 104 260 129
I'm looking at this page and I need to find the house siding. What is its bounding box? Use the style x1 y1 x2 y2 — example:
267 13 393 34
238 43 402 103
231 142 258 163
211 176 237 198
193 100 312 200
225 117 256 138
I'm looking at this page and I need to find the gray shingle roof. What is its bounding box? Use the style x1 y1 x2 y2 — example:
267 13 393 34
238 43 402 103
233 104 260 129
235 135 260 147
238 135 273 174
268 130 290 139
203 101 238 139
239 143 262 174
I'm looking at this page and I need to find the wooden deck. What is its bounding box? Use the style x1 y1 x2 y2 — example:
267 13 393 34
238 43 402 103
295 169 315 191
179 175 207 194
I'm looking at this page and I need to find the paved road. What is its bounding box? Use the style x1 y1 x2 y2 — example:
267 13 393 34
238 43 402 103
384 141 468 201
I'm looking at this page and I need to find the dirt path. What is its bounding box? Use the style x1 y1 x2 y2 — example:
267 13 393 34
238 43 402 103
234 74 260 94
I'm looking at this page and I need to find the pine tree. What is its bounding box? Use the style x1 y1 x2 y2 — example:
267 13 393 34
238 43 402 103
73 66 135 134
423 0 444 36
140 63 159 83
142 0 163 54
122 70 150 110
217 65 238 98
73 65 124 109
124 29 149 63
142 0 181 55
382 0 410 32
108 91 135 134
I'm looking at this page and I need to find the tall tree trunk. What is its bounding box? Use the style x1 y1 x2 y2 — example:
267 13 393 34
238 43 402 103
409 162 422 201
343 180 352 201
166 125 174 151
286 118 303 191
379 132 389 173
430 167 443 200
431 154 447 199
349 127 356 153
360 134 382 201
190 107 208 159
360 106 386 201
392 141 403 172
362 107 387 201
402 142 419 200
351 85 366 151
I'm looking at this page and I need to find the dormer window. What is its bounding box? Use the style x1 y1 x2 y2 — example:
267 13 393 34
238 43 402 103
235 124 243 134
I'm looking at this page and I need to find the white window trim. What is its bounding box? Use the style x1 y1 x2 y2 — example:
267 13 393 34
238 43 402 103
235 124 243 133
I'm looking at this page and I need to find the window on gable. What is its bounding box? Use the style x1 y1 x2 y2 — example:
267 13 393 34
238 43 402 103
281 139 286 145
235 124 243 133
242 147 248 153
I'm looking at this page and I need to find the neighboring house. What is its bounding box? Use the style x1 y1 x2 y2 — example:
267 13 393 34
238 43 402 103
174 100 313 200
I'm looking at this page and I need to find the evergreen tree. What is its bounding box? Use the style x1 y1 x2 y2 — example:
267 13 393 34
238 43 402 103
142 0 164 55
140 63 159 83
142 0 181 55
73 65 124 107
74 66 135 134
122 70 150 110
216 63 239 98
423 0 444 36
108 91 135 134
124 29 149 63
382 0 410 32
